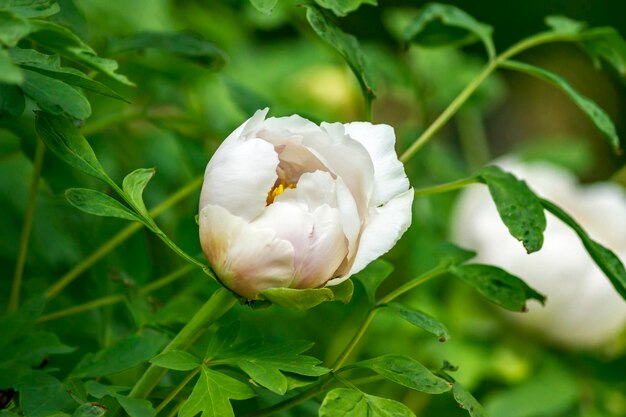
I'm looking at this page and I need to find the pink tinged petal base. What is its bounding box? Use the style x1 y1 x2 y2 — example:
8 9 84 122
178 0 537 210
199 204 295 300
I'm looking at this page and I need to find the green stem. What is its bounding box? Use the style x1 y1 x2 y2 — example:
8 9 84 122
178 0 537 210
413 177 479 197
331 308 379 371
44 176 203 300
38 264 194 323
377 267 448 306
156 367 201 413
399 31 582 164
129 287 237 399
456 108 491 170
9 139 45 313
364 96 373 123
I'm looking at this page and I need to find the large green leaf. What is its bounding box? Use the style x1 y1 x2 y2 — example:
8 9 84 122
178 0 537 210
403 3 495 58
351 354 452 394
354 258 394 304
179 366 255 417
14 372 75 417
479 165 547 253
450 264 546 312
65 188 141 222
22 69 91 119
319 388 416 417
0 83 24 120
0 0 60 18
314 0 377 17
305 5 376 100
0 48 23 83
0 10 31 47
501 60 620 151
387 303 450 342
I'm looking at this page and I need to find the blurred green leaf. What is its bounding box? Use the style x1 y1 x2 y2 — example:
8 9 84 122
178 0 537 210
249 0 277 15
179 366 255 417
452 382 486 417
150 350 201 371
320 388 416 417
387 303 450 342
305 5 376 100
116 396 155 417
14 372 75 417
10 331 74 367
314 0 377 17
329 279 354 304
122 167 155 217
65 188 140 222
450 264 546 312
10 48 128 101
435 242 476 268
479 165 547 253
260 287 333 310
71 403 106 417
0 83 25 120
85 381 128 399
355 258 394 304
0 48 23 83
0 0 60 18
34 112 109 182
223 77 269 117
351 354 452 394
0 296 45 353
545 15 586 34
22 68 91 119
0 10 31 47
542 198 626 300
582 27 626 78
501 60 620 151
403 3 495 58
107 31 227 70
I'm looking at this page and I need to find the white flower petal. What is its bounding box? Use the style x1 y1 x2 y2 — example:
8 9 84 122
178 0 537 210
344 122 409 206
199 204 295 299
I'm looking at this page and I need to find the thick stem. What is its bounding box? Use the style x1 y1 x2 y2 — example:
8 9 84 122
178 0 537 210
9 139 45 312
129 288 237 399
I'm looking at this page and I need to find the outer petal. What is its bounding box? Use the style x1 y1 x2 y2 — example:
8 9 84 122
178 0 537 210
328 188 415 285
199 138 279 221
344 122 409 206
199 204 295 299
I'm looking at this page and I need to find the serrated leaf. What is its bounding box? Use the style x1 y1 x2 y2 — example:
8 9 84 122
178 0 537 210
205 322 240 359
122 168 155 216
150 350 201 371
116 396 155 417
107 31 226 71
479 165 547 253
260 287 333 310
179 367 255 417
0 83 25 120
72 331 168 378
450 264 546 312
65 188 141 222
314 0 377 17
305 5 376 100
248 0 277 15
320 388 416 417
453 382 486 417
545 15 586 34
0 48 23 84
1 0 60 18
387 303 450 342
0 10 31 47
352 354 452 394
71 403 106 417
10 48 128 101
541 198 626 300
215 339 329 395
34 112 109 181
14 372 75 417
501 60 620 151
354 258 394 304
403 3 495 58
22 68 91 119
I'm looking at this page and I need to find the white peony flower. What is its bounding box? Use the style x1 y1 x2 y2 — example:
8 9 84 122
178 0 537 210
198 108 414 300
452 158 626 348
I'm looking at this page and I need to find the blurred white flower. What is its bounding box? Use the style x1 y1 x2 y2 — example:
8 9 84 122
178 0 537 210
199 108 413 300
452 159 626 348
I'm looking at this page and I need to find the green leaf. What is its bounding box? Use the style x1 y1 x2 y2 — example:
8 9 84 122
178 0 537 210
34 112 109 182
71 403 106 417
452 382 486 417
259 287 333 310
65 188 141 222
354 258 394 304
22 69 91 119
501 60 620 151
320 388 416 417
479 165 547 253
179 366 255 417
14 372 75 417
329 279 354 304
352 354 452 394
248 0 277 15
10 48 128 101
72 331 168 378
214 339 329 395
116 396 155 417
84 381 128 399
450 264 546 312
0 83 24 120
403 3 495 58
11 331 74 367
27 20 133 86
387 303 450 342
541 198 626 300
314 0 377 17
305 5 376 100
122 168 155 216
0 296 45 353
205 322 240 359
0 48 23 83
0 10 31 47
581 27 626 78
1 0 60 18
545 15 586 34
107 31 227 70
150 350 201 371
434 242 476 268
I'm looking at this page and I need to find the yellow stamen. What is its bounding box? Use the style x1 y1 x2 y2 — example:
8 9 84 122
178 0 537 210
266 179 296 205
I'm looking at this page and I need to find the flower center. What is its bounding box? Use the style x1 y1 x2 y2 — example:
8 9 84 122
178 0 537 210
266 178 296 205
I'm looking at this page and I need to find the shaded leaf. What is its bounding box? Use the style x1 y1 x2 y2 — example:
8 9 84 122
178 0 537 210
0 10 31 47
314 0 377 17
0 48 23 83
205 321 240 359
249 0 277 15
352 354 452 394
545 15 586 34
223 77 270 116
116 396 155 417
0 296 45 353
122 168 155 216
450 264 546 312
150 350 201 371
84 381 128 399
479 165 547 253
320 388 416 417
71 403 106 417
1 0 60 18
0 83 25 120
65 188 141 222
11 331 74 366
329 279 354 304
501 60 620 151
23 68 90 119
14 372 75 417
581 27 626 77
355 258 394 304
387 303 450 342
403 3 495 58
434 242 476 268
453 382 486 417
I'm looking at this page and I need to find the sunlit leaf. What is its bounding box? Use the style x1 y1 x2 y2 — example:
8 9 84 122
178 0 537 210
150 350 201 371
122 168 155 216
544 15 586 34
0 48 23 84
320 388 416 417
0 10 31 47
259 287 334 310
452 382 486 417
314 0 377 17
249 0 277 15
387 303 450 342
